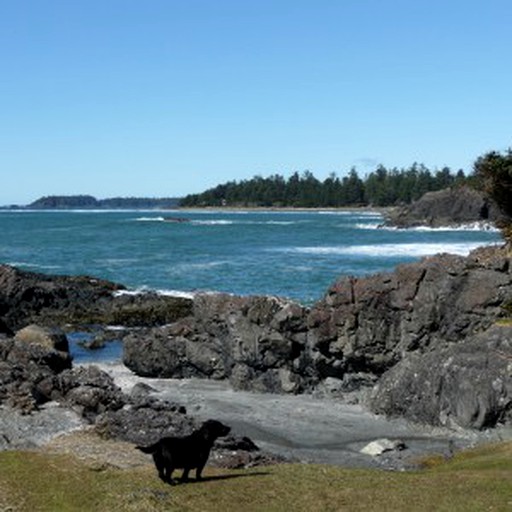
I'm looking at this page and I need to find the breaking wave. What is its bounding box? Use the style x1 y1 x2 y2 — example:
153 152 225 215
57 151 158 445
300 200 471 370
354 222 499 232
278 241 497 258
112 288 195 299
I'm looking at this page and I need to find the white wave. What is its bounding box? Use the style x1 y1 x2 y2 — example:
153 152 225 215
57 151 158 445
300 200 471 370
191 219 234 226
398 222 499 233
353 223 382 230
193 219 303 226
113 288 195 299
317 210 383 218
155 289 196 299
134 216 166 222
112 288 149 297
280 241 497 258
104 325 128 331
7 261 62 270
264 221 298 225
354 221 500 232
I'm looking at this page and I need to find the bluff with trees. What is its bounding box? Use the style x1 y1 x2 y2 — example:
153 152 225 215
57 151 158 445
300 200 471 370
180 164 467 208
473 148 512 243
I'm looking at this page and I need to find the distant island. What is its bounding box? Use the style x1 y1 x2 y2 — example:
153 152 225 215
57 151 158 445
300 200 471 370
2 195 181 210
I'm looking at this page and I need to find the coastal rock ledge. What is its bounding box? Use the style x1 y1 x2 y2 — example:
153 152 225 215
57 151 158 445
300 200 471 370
123 244 512 430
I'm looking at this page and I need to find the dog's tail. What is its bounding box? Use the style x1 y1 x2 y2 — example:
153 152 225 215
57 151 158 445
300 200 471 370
135 441 159 454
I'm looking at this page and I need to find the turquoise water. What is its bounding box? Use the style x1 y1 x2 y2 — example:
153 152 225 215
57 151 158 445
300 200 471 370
0 209 501 305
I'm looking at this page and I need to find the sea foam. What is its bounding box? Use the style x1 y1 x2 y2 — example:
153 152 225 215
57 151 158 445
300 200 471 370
354 222 499 232
134 216 166 222
280 241 497 258
113 288 195 299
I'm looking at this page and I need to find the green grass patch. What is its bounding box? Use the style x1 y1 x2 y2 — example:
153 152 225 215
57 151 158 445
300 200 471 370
0 442 511 511
501 299 512 317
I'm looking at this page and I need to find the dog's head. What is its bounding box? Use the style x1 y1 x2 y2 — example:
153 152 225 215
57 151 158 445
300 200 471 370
199 419 231 442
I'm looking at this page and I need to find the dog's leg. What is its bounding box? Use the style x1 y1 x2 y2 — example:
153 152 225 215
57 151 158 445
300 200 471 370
181 468 190 482
153 453 166 482
195 464 206 481
165 466 175 485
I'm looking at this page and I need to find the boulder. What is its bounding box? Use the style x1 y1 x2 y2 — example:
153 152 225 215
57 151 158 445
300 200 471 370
52 365 126 422
0 326 72 412
370 324 512 429
9 325 72 374
14 324 69 352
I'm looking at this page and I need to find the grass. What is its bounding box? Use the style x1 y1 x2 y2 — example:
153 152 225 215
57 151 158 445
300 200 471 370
0 442 511 512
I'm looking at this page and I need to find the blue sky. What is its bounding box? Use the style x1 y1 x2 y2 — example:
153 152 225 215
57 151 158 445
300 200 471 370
1 0 511 205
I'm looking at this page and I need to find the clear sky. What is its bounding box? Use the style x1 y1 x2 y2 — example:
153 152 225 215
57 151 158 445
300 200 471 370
1 0 511 205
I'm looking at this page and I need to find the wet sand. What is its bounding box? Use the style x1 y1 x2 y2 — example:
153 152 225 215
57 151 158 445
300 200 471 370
95 362 499 470
2 361 506 470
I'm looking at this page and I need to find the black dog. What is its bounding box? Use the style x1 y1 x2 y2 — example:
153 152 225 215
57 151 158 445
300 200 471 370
136 419 231 484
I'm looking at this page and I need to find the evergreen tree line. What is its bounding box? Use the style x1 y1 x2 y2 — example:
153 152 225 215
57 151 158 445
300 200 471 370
180 164 468 208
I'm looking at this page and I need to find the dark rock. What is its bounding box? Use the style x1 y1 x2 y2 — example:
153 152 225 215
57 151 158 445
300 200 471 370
0 326 73 412
370 324 512 429
39 365 127 422
384 186 502 228
77 335 106 350
123 293 311 393
0 264 192 333
212 434 287 470
215 435 260 452
95 402 194 446
307 246 511 381
210 448 288 469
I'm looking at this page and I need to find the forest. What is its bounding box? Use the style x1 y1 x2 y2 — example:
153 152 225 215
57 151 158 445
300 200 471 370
180 164 468 208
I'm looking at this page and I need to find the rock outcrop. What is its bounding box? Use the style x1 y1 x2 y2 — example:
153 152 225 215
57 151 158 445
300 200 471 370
384 186 501 228
123 293 310 393
122 245 512 429
307 245 511 380
0 264 192 333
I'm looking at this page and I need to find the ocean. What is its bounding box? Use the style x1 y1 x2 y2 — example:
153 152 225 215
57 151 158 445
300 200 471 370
0 209 501 305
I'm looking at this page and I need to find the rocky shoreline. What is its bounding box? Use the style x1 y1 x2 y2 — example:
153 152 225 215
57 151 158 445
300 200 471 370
383 186 502 229
0 241 511 469
122 244 512 430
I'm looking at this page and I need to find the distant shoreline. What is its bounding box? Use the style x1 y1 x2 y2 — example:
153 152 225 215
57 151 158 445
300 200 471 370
1 204 394 214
